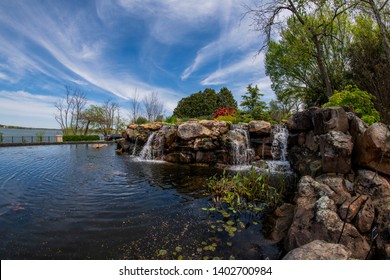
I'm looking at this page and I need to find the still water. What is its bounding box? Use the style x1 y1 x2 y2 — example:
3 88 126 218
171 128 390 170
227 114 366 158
0 144 281 260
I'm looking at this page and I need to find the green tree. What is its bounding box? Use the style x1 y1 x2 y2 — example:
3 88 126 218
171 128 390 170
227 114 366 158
83 99 120 135
323 85 380 125
240 84 268 120
217 87 237 109
348 16 390 124
173 88 219 118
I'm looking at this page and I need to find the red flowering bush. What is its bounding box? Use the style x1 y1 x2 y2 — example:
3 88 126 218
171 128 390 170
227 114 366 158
213 107 236 119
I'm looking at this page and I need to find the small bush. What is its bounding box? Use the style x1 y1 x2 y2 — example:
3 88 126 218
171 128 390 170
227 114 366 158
135 117 148 124
213 107 236 119
164 115 178 124
63 135 100 142
215 115 236 123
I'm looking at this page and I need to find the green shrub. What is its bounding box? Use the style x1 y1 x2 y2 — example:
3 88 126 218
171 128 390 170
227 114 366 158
323 85 380 125
63 135 100 142
164 115 178 125
135 117 148 124
215 115 236 123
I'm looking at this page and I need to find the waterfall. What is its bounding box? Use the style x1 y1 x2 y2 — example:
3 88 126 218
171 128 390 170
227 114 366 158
131 137 138 156
138 128 166 160
228 125 254 166
139 132 157 160
271 125 289 161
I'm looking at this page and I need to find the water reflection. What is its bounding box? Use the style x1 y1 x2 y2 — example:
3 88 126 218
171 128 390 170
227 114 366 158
0 144 281 259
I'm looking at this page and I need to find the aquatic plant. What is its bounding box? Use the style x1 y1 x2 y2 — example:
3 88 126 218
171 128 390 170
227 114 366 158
206 166 282 211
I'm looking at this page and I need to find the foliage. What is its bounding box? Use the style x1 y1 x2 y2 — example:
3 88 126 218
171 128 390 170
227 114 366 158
215 115 236 124
217 87 237 109
348 16 390 124
63 135 100 142
164 115 178 125
240 84 269 120
173 87 238 118
206 167 281 212
323 85 380 125
135 116 148 124
173 88 219 118
83 100 120 135
213 107 236 119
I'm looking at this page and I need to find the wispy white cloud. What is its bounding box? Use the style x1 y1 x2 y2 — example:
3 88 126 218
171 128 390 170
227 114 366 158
181 6 261 80
201 53 264 85
0 90 59 127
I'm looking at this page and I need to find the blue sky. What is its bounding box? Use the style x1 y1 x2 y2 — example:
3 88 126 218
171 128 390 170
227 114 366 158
0 0 273 128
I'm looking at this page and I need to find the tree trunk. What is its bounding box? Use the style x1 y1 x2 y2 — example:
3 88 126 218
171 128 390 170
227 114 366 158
312 33 333 100
369 0 390 64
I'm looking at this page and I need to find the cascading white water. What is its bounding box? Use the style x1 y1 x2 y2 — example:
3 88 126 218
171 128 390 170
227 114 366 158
139 132 157 160
138 127 167 160
266 124 291 173
229 125 254 166
131 137 138 156
271 125 289 161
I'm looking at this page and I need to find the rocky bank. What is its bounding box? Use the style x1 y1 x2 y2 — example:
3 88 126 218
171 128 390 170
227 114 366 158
117 107 390 259
270 107 390 259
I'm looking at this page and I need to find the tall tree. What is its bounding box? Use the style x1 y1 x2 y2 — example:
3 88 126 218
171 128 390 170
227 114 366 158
54 86 87 135
240 84 268 120
143 92 164 122
83 99 120 135
129 88 142 123
217 87 238 109
245 0 358 100
173 88 219 118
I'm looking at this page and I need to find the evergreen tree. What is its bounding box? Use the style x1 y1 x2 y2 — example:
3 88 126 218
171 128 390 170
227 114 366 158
240 84 268 120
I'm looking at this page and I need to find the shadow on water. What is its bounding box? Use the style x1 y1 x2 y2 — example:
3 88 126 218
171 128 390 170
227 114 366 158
0 144 283 259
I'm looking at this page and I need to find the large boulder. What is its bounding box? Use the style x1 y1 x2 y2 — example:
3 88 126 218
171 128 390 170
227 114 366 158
319 131 353 174
286 176 370 259
177 122 213 141
355 170 390 259
284 109 314 132
354 123 390 176
248 121 272 135
313 107 349 135
283 240 352 260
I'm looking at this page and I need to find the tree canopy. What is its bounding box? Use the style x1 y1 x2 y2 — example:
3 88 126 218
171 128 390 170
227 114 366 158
173 87 237 118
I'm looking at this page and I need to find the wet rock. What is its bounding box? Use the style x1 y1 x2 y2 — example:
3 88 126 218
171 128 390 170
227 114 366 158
283 240 352 260
248 121 272 135
177 122 213 141
305 131 319 152
268 203 295 243
164 152 194 163
354 123 390 176
320 131 353 174
313 107 349 135
285 110 314 132
193 138 217 151
289 146 322 177
195 151 217 163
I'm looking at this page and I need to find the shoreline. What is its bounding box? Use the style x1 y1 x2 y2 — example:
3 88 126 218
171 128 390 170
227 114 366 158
0 141 115 147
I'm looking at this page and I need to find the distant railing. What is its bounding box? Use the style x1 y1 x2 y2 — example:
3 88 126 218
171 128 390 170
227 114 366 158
0 136 58 144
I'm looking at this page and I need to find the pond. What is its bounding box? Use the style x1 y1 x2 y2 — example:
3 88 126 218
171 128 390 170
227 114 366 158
0 144 282 260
